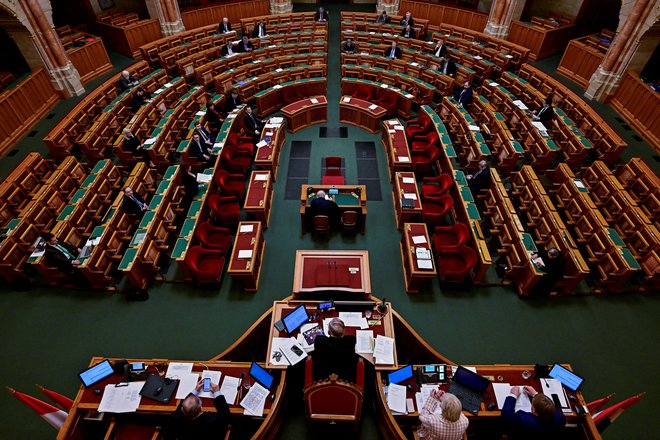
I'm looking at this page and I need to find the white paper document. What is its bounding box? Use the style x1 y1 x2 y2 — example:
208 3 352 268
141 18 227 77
175 373 200 400
280 337 307 365
491 384 533 412
512 100 528 110
468 124 481 131
412 235 427 245
416 248 431 260
402 177 415 184
220 375 241 404
387 383 407 414
489 82 499 87
256 140 268 148
270 337 293 366
239 224 254 233
403 193 417 200
532 121 549 136
310 98 319 104
98 382 143 413
196 173 212 183
368 104 378 110
355 330 374 354
144 137 157 145
415 384 442 414
241 382 268 416
541 378 569 409
573 179 586 189
398 156 410 162
197 370 222 399
196 111 206 116
272 84 282 89
417 259 433 270
373 335 395 365
343 97 351 103
254 173 268 181
166 362 194 379
238 250 253 259
338 312 364 327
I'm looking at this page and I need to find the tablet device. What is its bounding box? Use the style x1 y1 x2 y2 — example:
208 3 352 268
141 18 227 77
388 365 413 384
329 188 339 195
549 363 584 392
282 304 309 334
79 359 115 387
249 362 274 390
318 301 333 311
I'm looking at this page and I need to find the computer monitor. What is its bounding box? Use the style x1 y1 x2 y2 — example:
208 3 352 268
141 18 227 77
333 301 374 312
452 366 491 394
318 301 333 311
328 188 339 195
79 359 115 387
549 363 584 392
282 304 309 334
249 362 274 390
388 365 413 384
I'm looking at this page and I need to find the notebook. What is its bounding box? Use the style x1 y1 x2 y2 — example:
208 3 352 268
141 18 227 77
139 374 179 404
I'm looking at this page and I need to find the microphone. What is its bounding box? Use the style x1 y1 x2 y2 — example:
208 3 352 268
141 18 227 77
377 298 388 314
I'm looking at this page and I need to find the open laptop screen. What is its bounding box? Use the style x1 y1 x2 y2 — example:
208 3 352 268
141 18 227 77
79 359 114 387
282 304 309 334
453 366 491 393
549 363 584 392
249 362 274 390
388 365 413 384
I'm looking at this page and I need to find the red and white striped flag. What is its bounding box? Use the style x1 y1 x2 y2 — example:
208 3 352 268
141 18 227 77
6 387 68 430
36 384 74 412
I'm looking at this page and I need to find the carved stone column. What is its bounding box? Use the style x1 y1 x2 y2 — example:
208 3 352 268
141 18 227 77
270 0 293 15
376 0 399 15
145 0 185 36
18 0 84 97
483 0 525 38
585 0 660 101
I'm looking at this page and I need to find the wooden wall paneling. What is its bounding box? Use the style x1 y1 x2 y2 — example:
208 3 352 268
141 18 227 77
508 21 575 60
556 40 604 88
399 1 487 32
97 19 162 59
181 0 269 30
66 39 113 84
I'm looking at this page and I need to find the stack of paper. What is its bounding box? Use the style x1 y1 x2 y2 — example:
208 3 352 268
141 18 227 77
338 312 368 329
270 337 307 366
98 382 143 413
355 330 374 354
197 370 222 399
196 173 212 184
241 382 268 416
491 383 532 411
402 177 415 184
415 384 442 414
239 224 254 233
387 383 407 414
512 100 528 110
166 362 193 379
256 140 268 148
373 335 395 365
220 376 241 404
541 378 570 411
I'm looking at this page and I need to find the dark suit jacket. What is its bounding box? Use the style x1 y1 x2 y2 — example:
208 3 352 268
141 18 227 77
468 167 490 193
457 86 474 105
166 394 230 440
536 105 555 123
441 59 457 76
188 139 209 161
130 92 150 112
310 197 339 218
44 242 78 273
342 42 356 53
238 41 253 52
252 24 267 38
122 193 147 216
431 44 447 58
384 46 402 59
119 74 137 90
502 396 566 440
244 113 263 133
314 11 329 21
195 127 213 148
218 22 232 33
313 335 358 382
400 27 416 38
224 94 242 113
376 14 390 24
220 44 236 57
122 135 141 153
400 17 415 27
205 108 223 130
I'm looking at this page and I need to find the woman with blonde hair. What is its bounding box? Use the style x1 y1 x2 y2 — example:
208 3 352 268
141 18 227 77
418 390 469 440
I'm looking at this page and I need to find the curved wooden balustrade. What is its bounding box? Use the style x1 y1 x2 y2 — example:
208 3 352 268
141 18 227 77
398 1 487 32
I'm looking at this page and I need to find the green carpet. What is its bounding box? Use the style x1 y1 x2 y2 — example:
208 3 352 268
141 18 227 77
1 3 659 440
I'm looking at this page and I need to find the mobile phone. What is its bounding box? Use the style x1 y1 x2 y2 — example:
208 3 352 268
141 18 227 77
130 362 144 371
203 378 211 392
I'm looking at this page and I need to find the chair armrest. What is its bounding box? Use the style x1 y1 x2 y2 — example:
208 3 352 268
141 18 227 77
228 172 245 180
305 357 313 388
356 359 364 389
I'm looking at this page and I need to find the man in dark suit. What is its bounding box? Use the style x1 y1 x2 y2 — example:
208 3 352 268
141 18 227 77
431 39 447 59
314 7 329 22
122 187 148 217
400 11 414 27
342 38 356 54
384 41 401 59
220 41 236 57
165 379 230 440
313 318 358 382
457 81 474 107
224 90 242 113
467 160 490 194
43 233 81 273
251 19 267 38
310 190 339 218
440 56 457 77
205 102 224 134
400 25 416 38
194 122 214 147
130 88 151 112
532 247 566 295
121 128 149 161
119 70 138 90
188 134 212 164
533 97 555 123
502 385 566 440
376 10 390 24
243 106 263 137
218 17 232 33
238 36 253 53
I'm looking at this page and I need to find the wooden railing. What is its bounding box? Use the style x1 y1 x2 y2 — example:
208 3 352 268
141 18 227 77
398 0 488 32
96 18 162 58
507 20 576 61
180 0 269 30
556 36 605 88
66 37 113 84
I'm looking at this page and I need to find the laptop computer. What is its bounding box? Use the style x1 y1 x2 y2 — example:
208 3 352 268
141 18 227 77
448 366 491 414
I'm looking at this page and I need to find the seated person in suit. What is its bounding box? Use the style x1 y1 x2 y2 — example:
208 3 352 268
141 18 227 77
130 88 151 112
119 70 139 90
182 165 199 205
194 122 214 147
310 190 339 218
224 90 242 113
418 390 469 440
467 160 490 194
342 38 356 54
43 233 81 274
218 17 232 33
532 97 555 123
252 19 267 38
244 106 263 137
456 81 473 108
400 11 414 27
238 36 254 53
205 102 224 134
502 385 566 440
221 41 236 57
376 10 390 24
531 247 565 295
314 7 329 22
122 187 148 217
121 128 149 162
384 41 401 59
400 24 416 38
431 39 447 59
440 56 457 77
165 379 230 440
313 318 357 382
188 133 212 164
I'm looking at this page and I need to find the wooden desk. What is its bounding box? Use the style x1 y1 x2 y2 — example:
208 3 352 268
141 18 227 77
392 172 422 229
400 223 436 294
244 171 274 227
300 184 367 234
256 118 285 180
381 119 412 180
339 96 386 134
292 250 371 296
281 96 328 133
254 78 327 117
266 300 397 370
227 221 265 292
341 78 413 119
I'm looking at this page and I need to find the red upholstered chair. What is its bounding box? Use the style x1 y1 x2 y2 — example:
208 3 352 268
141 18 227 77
405 114 432 139
352 84 374 101
208 194 241 226
220 146 252 175
282 87 304 105
214 169 246 198
422 173 453 199
303 357 364 428
195 222 232 253
422 194 454 227
227 132 255 156
436 246 478 283
321 156 345 185
185 246 226 284
412 145 439 175
432 223 470 252
411 131 439 152
375 91 398 117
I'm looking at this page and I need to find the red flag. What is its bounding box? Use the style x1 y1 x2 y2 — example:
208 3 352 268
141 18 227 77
6 387 68 430
593 392 646 432
36 384 74 412
586 393 616 413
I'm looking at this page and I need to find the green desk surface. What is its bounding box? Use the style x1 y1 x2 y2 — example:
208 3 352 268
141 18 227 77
156 180 170 195
90 161 107 174
479 143 491 155
579 136 593 148
80 174 96 189
522 233 538 252
546 140 559 151
460 186 474 202
195 185 209 201
573 179 589 193
180 218 196 237
151 127 163 139
57 205 75 221
3 218 21 233
474 133 485 143
172 238 189 259
454 171 467 186
512 141 524 153
70 189 86 204
163 166 178 180
445 145 457 158
495 112 505 121
90 225 106 240
130 229 147 247
102 207 116 224
149 195 163 210
466 203 480 220
139 211 155 228
620 248 641 269
309 194 360 206
118 248 138 270
555 108 567 117
440 134 452 146
608 228 625 247
188 201 202 217
177 140 188 152
478 95 489 103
